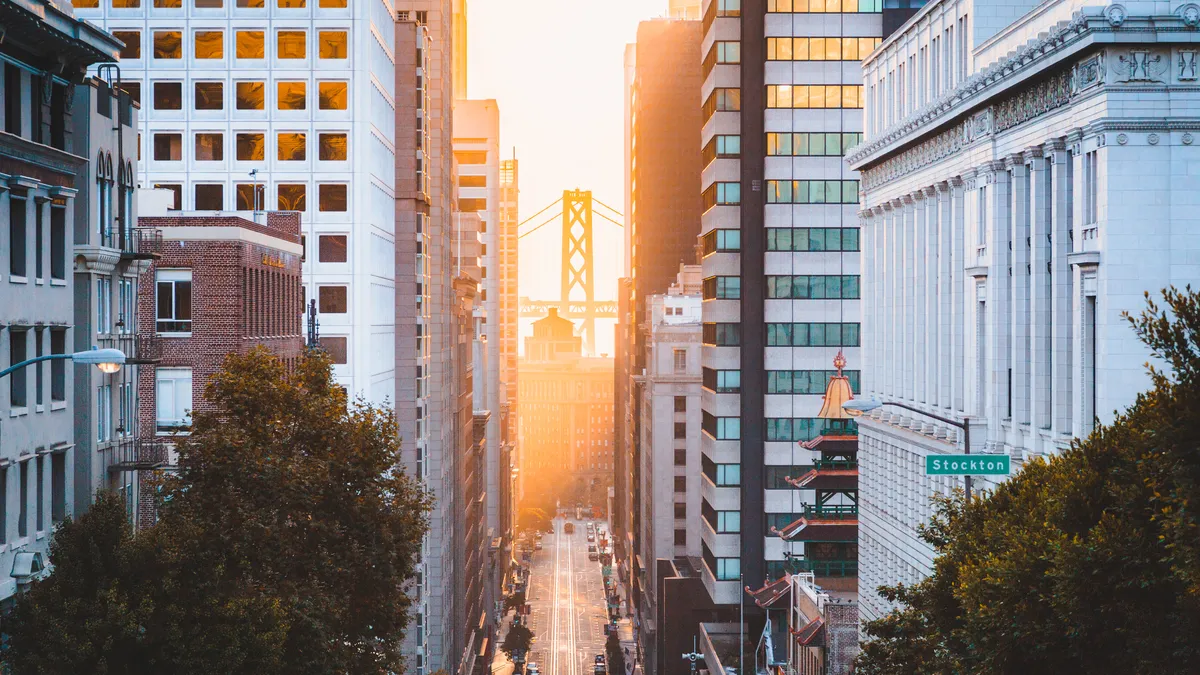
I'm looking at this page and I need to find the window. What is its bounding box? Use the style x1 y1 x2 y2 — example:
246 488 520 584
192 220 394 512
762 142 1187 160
702 182 740 210
703 367 741 393
1084 150 1098 225
674 502 687 518
702 276 741 300
454 150 487 164
51 453 65 525
7 195 26 278
237 0 265 6
701 229 740 255
674 422 687 440
673 348 687 373
156 269 192 334
112 0 141 6
767 36 881 60
674 396 687 413
767 0 882 12
765 418 854 442
97 383 112 442
194 133 223 161
277 81 306 110
318 81 348 109
674 529 687 546
153 82 182 110
114 31 141 59
318 184 348 212
674 477 687 493
702 88 740 121
320 336 348 363
118 278 135 334
767 132 863 157
319 0 346 6
156 367 193 433
277 31 306 59
235 133 265 161
194 30 223 58
278 184 307 211
766 179 859 204
715 556 739 581
318 31 347 58
194 82 223 110
236 31 265 58
50 208 65 280
9 330 27 408
766 85 862 109
152 133 182 161
716 511 740 533
702 134 741 165
154 0 182 6
50 329 65 402
277 133 306 161
702 323 740 346
153 31 182 59
318 235 348 263
767 370 861 394
674 449 687 466
703 40 740 76
318 133 347 160
766 227 859 251
459 175 487 188
154 184 182 210
236 184 265 211
119 81 141 105
766 322 860 347
96 276 112 334
766 275 860 299
458 198 486 212
715 0 740 15
34 205 43 280
235 81 265 110
703 414 740 440
278 0 304 6
195 184 224 210
318 285 347 313
18 460 28 537
196 0 223 7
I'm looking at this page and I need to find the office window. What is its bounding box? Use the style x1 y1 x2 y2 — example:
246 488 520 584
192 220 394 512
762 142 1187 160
114 31 141 59
277 31 306 59
702 182 740 210
235 183 265 211
766 36 881 60
277 133 306 160
715 557 739 581
673 348 687 373
236 132 265 160
458 198 486 212
277 184 307 211
318 31 347 58
674 396 687 413
50 329 65 402
318 235 348 262
153 31 182 59
766 85 862 109
154 0 182 6
766 179 859 204
702 323 740 346
716 0 740 15
768 370 861 395
156 367 193 433
318 286 347 313
196 0 223 7
194 81 224 110
278 0 304 6
194 184 224 210
50 207 65 281
702 134 741 165
767 227 859 252
674 529 687 546
194 30 223 58
702 88 740 121
111 0 140 6
674 422 687 440
765 275 860 299
454 150 487 164
236 31 265 58
153 82 182 109
318 184 348 212
674 477 687 493
9 330 27 408
277 81 306 110
73 0 100 7
459 175 487 188
51 453 65 524
319 0 346 6
153 133 182 161
767 0 882 12
766 322 860 347
701 229 740 255
674 502 687 519
320 336 348 364
194 133 223 161
767 132 863 157
674 449 687 466
235 81 264 109
237 0 265 6
97 383 112 442
156 269 192 333
119 82 141 105
318 133 347 160
318 81 348 110
702 275 741 300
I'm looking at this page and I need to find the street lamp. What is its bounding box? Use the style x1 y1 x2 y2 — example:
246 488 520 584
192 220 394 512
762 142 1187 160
0 347 126 380
843 397 974 499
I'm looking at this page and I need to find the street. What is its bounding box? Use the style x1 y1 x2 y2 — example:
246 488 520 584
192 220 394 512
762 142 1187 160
526 517 610 675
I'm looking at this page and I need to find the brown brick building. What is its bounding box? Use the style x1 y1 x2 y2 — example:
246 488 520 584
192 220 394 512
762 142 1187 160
135 212 304 469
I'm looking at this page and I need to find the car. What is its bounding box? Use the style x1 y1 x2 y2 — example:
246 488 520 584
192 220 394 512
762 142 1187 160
587 534 595 542
535 542 543 550
589 551 599 561
595 654 606 666
526 662 540 675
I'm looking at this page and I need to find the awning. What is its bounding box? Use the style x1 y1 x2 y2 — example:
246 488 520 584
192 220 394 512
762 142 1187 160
791 617 825 647
745 574 791 609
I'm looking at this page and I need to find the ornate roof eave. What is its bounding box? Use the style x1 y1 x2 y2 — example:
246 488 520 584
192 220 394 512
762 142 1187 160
847 9 1157 172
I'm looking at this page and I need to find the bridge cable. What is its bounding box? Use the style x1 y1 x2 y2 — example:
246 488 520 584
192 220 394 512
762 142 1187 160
592 198 625 219
516 211 563 240
516 197 563 230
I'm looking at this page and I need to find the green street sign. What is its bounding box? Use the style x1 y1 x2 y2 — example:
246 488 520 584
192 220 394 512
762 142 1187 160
926 454 1011 476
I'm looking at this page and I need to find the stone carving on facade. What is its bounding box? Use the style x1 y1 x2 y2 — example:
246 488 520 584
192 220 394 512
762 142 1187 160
1105 4 1127 26
1074 54 1103 91
1179 50 1198 81
1116 133 1128 145
1148 133 1160 145
1114 49 1167 82
1184 133 1195 145
41 76 54 106
994 70 1073 132
1179 3 1200 28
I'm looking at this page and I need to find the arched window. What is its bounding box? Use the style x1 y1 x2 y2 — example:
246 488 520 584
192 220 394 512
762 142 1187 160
118 160 135 248
97 152 110 245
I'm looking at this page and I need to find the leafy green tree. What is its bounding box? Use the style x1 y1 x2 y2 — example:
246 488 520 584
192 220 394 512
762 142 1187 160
606 631 626 675
501 623 534 664
856 288 1200 674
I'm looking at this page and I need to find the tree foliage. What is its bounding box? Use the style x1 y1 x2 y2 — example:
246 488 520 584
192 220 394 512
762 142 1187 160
856 287 1200 674
3 348 431 674
501 623 534 663
606 630 626 675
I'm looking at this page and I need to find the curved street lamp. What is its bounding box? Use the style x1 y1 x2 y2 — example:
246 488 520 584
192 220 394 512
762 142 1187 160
0 346 127 380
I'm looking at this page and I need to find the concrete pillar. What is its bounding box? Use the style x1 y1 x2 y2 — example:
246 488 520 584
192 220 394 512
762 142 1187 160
1029 147 1053 436
923 186 938 407
910 193 926 403
985 161 1012 444
950 177 965 413
900 196 915 402
1048 138 1074 438
936 182 952 410
1008 154 1030 433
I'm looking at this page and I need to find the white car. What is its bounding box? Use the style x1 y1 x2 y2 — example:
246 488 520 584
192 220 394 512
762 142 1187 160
526 662 540 675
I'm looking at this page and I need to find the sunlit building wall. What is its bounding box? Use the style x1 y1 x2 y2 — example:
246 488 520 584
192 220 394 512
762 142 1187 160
498 158 520 515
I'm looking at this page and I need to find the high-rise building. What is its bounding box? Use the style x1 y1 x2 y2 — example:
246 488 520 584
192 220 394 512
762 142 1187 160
451 0 468 100
614 15 703 631
669 0 702 19
696 0 883 624
849 0 1200 624
498 157 519 516
73 0 399 408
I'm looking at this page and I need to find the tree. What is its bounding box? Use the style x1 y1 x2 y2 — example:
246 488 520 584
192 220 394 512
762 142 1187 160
504 588 527 614
3 348 431 674
500 623 534 665
606 631 626 675
856 288 1200 674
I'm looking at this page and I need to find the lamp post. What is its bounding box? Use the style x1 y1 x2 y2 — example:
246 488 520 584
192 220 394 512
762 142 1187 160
843 398 973 499
0 347 127 380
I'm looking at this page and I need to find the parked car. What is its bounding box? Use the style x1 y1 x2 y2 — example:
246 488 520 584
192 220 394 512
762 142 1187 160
595 654 607 667
587 534 595 542
526 662 540 675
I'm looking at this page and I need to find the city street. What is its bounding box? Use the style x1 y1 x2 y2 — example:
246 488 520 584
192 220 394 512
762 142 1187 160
526 517 610 675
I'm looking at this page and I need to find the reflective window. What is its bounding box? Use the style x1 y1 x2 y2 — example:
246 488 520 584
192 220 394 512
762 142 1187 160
153 31 182 59
318 81 348 109
318 133 347 160
236 133 265 160
153 82 182 109
194 30 223 58
277 183 307 211
73 0 100 8
194 82 223 110
235 81 265 109
113 31 141 59
277 31 306 59
319 0 346 6
277 133 306 161
318 31 347 58
236 0 264 6
111 0 140 6
195 0 222 7
236 31 265 58
194 184 224 210
278 0 304 6
194 133 223 161
154 0 182 7
235 183 265 210
318 285 347 313
318 184 347 212
318 234 348 261
153 133 182 161
277 81 306 110
766 85 862 108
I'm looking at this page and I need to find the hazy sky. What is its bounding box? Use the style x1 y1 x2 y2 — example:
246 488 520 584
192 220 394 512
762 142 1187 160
467 0 673 355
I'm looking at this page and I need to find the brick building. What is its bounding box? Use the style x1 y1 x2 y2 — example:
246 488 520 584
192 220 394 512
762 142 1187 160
134 210 304 523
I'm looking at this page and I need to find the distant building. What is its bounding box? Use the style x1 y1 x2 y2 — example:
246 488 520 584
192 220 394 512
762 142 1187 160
135 210 304 524
519 309 614 510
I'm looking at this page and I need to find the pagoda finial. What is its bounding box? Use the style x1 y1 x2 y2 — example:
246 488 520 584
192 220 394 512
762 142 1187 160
833 350 846 376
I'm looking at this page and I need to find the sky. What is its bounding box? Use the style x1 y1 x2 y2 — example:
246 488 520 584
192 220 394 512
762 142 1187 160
466 0 674 356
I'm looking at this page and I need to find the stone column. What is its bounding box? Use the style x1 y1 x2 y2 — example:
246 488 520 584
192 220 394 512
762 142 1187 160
910 193 926 404
923 186 939 407
901 195 916 402
1028 146 1052 435
861 211 875 395
885 200 900 400
0 179 9 283
985 161 1012 441
950 177 965 413
1048 138 1073 437
1008 154 1031 432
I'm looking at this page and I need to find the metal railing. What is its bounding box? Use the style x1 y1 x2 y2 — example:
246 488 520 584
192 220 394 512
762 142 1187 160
786 556 858 577
121 228 163 260
802 503 858 519
812 459 857 471
107 438 170 472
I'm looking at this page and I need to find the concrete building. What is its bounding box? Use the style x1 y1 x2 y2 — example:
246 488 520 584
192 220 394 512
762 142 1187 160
785 573 859 674
519 310 614 511
135 212 304 525
497 157 519 522
73 0 398 407
848 0 1200 623
669 0 702 19
0 0 123 607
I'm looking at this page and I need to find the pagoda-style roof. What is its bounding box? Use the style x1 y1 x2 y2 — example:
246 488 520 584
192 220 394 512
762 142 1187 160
786 465 858 491
772 516 858 543
745 574 791 610
799 434 859 454
791 617 825 647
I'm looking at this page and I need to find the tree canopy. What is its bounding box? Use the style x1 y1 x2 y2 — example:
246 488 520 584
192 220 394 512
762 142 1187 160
856 288 1200 674
3 348 431 674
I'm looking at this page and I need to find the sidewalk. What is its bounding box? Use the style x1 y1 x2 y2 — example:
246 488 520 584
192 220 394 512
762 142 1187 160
490 610 516 675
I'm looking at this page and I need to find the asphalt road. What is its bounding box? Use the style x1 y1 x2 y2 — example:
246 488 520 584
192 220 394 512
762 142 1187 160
526 517 609 675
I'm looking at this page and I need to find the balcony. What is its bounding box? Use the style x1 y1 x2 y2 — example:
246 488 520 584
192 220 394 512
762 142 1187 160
107 438 170 472
121 228 163 261
100 333 161 365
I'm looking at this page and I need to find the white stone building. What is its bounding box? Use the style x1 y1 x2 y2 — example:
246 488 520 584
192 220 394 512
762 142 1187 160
848 0 1200 623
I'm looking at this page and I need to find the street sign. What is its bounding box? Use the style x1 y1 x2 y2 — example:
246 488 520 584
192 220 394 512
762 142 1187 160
925 454 1011 476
